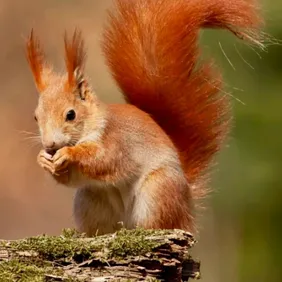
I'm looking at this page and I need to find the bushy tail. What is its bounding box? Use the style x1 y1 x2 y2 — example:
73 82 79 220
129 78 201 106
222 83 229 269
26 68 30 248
102 0 264 196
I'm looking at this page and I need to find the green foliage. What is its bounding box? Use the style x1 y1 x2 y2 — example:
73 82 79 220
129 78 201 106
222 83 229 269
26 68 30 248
199 4 282 281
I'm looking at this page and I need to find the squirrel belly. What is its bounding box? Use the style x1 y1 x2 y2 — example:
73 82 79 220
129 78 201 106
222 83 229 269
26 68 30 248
70 104 193 235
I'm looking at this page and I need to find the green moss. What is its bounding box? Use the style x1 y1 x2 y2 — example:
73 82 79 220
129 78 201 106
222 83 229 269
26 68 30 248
0 259 42 282
0 228 195 281
105 279 160 282
7 228 163 261
9 228 99 261
61 228 83 239
108 228 162 258
0 259 62 282
194 271 201 279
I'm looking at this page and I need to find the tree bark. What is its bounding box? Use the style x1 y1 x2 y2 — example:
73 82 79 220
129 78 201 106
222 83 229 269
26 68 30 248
0 229 200 281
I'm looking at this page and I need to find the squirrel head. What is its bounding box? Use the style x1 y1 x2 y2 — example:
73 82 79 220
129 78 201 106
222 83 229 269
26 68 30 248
26 29 103 154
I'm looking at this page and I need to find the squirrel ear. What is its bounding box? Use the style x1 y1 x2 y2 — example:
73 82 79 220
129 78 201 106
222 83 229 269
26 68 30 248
74 67 88 100
26 29 47 93
64 29 87 91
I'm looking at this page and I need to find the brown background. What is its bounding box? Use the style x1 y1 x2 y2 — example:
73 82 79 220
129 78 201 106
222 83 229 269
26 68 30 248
0 1 280 282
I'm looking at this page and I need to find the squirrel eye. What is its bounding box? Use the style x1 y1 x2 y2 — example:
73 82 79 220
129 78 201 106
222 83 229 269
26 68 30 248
34 115 38 122
66 109 76 121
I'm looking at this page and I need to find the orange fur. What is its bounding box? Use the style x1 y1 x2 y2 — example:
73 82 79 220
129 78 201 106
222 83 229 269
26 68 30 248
139 167 193 230
64 29 87 88
26 0 265 236
26 29 47 92
102 0 264 195
67 104 176 183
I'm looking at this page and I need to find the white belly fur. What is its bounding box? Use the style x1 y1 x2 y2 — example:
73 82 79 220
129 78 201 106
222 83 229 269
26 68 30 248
69 169 138 235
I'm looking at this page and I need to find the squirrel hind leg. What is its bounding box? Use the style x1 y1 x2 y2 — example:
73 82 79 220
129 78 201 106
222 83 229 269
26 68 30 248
73 187 124 236
131 167 194 232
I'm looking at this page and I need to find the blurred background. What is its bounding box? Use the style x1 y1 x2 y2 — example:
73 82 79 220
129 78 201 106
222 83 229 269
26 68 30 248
0 0 280 281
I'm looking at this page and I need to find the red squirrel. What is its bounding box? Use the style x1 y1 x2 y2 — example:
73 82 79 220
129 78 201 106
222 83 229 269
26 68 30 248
26 0 263 236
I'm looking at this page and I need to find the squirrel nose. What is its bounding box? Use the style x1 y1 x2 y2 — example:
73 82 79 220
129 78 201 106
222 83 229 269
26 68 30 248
44 141 56 154
44 141 55 149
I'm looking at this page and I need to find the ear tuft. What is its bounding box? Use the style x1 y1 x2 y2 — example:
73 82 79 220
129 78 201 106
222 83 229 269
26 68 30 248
26 29 47 92
64 29 87 89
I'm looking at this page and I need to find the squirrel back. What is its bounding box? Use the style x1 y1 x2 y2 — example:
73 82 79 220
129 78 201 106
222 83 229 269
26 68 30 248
102 0 264 197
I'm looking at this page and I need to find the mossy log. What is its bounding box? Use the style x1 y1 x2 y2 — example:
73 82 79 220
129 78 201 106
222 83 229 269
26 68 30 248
0 228 200 282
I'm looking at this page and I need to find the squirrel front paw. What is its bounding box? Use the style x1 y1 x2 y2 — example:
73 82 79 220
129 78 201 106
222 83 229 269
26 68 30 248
52 147 73 175
37 147 73 176
37 147 73 185
37 149 55 174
